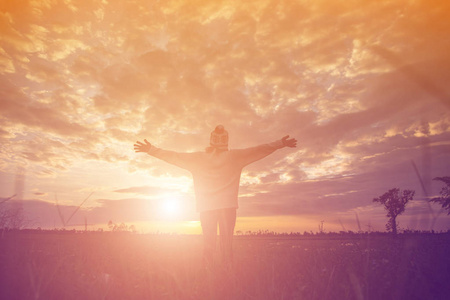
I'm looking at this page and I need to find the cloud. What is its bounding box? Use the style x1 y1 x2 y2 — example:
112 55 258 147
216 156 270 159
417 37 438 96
18 196 197 229
113 185 176 195
0 80 91 137
0 0 449 232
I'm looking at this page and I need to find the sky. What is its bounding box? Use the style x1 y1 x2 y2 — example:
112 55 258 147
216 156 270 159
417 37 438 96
1 0 449 234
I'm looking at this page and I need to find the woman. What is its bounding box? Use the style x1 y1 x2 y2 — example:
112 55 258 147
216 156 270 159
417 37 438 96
134 125 297 267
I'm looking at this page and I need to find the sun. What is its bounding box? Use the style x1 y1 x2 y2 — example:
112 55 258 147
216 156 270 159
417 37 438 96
160 197 182 219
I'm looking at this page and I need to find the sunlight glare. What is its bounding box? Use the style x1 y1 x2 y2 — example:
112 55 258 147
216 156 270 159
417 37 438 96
160 197 181 219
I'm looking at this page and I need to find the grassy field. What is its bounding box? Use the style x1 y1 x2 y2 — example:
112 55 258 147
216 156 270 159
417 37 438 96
1 231 449 300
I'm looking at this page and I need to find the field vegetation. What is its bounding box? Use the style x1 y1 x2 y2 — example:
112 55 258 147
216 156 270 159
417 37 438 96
1 230 450 300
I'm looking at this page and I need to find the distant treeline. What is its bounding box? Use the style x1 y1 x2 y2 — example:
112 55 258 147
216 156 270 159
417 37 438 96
2 227 449 238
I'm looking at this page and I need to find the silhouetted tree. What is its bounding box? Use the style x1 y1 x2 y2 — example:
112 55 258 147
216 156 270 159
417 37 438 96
429 176 450 214
0 195 27 230
107 220 136 232
373 188 415 235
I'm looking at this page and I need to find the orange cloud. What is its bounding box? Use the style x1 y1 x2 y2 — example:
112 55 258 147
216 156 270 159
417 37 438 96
0 0 449 232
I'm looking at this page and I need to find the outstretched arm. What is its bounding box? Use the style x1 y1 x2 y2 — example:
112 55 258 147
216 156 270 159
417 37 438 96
133 139 198 171
236 135 297 167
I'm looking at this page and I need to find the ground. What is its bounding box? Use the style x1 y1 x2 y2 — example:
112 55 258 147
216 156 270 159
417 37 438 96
1 231 449 300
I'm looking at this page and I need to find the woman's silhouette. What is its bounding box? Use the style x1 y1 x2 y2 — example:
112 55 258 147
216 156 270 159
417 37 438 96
134 125 297 267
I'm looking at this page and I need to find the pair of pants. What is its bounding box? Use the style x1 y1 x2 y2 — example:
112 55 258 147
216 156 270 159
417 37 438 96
200 208 236 266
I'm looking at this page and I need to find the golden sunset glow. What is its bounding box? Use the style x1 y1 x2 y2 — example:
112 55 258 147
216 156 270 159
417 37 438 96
159 196 182 219
0 0 449 233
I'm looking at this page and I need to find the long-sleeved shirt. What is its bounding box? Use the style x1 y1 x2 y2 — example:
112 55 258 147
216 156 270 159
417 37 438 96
147 140 286 212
